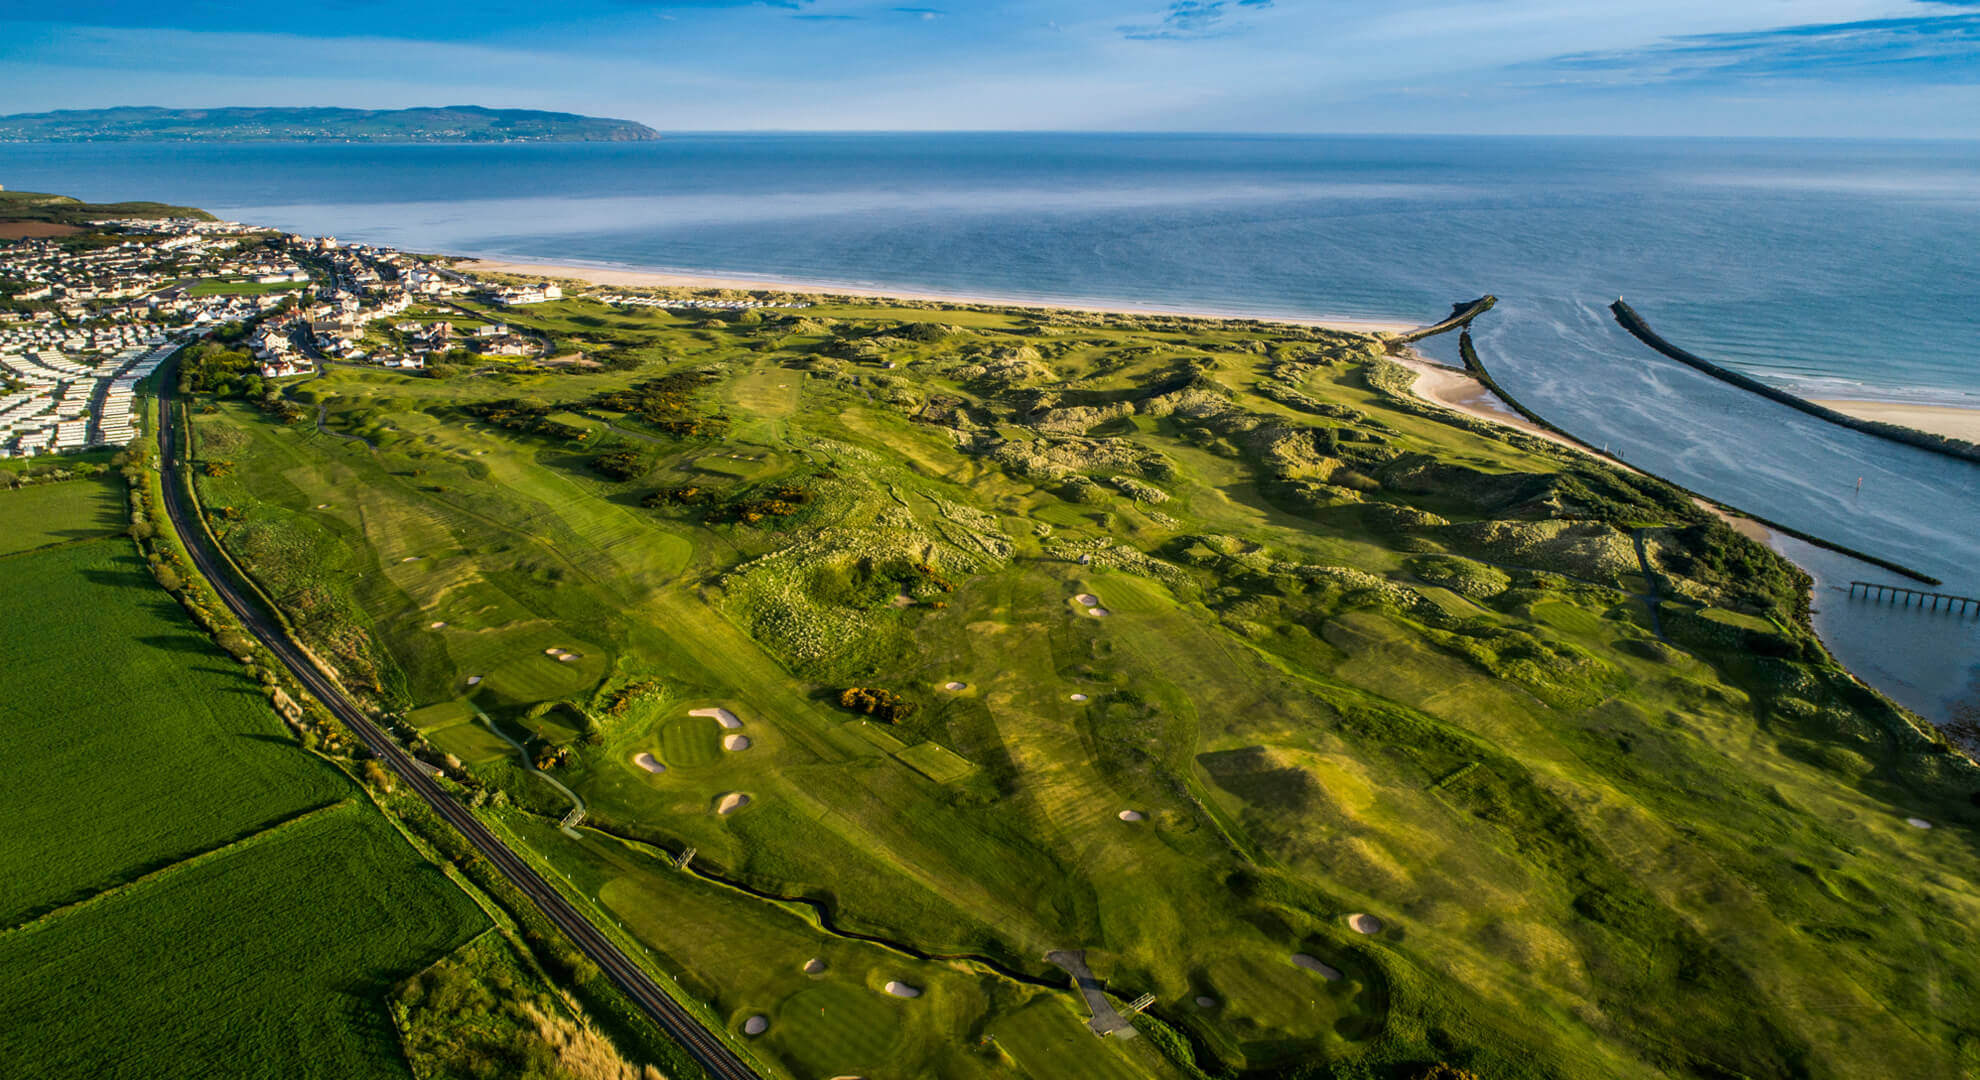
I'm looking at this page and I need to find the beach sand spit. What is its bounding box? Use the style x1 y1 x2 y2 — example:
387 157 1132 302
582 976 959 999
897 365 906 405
1815 400 1980 444
458 258 1416 333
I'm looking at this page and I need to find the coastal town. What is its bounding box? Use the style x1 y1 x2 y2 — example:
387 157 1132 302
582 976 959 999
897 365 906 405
0 213 628 457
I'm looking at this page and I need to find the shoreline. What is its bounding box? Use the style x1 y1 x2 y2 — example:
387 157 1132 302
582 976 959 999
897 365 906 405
456 258 1980 434
456 257 1420 335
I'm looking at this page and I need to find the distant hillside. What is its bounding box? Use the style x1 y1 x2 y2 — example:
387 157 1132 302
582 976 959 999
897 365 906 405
0 106 660 143
0 189 213 226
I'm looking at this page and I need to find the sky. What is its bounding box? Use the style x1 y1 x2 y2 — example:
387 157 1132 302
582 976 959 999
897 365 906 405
3 1 1979 136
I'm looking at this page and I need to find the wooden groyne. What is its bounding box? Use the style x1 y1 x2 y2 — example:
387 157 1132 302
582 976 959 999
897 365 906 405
1390 295 1497 346
1848 581 1978 616
1609 300 1980 467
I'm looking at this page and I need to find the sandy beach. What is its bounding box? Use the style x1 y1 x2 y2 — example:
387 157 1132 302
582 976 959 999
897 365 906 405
1813 400 1980 445
458 257 1418 334
1387 352 1594 456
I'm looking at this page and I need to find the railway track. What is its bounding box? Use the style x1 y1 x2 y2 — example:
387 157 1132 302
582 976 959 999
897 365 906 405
154 366 759 1080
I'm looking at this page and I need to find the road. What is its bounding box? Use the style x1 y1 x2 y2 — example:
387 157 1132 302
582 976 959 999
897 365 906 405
153 364 759 1080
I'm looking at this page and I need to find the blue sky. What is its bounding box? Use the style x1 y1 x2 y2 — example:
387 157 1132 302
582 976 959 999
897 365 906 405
4 1 1979 135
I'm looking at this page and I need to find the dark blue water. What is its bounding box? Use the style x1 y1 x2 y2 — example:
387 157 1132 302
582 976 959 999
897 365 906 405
3 135 1972 721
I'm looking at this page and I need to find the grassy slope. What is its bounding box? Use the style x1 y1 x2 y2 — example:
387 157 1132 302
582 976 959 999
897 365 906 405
0 189 214 224
188 296 1980 1080
0 480 485 1078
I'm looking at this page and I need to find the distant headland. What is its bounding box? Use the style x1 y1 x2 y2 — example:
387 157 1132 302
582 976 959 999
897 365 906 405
0 106 660 143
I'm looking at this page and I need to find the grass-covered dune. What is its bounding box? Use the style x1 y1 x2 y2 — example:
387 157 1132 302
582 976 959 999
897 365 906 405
188 290 1980 1080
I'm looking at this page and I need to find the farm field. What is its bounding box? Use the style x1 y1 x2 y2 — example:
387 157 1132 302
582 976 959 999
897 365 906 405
185 290 1980 1079
0 482 488 1078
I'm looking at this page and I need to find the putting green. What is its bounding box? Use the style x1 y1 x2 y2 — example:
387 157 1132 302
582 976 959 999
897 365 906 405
895 741 976 784
1529 600 1606 635
1199 950 1373 1043
658 716 723 768
768 982 903 1076
427 722 514 765
990 997 1147 1080
406 699 475 732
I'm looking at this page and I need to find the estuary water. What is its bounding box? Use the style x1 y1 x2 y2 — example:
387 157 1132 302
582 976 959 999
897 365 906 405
2 134 1972 722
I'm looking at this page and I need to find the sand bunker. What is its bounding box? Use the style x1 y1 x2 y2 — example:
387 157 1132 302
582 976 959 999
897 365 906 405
315 503 330 509
1195 995 1217 1009
557 654 576 663
430 621 446 629
1069 693 1088 702
1074 593 1099 606
1087 607 1111 617
803 958 827 974
724 734 752 751
400 556 420 563
544 647 561 655
742 1015 768 1036
691 707 744 729
1347 913 1383 935
892 593 915 608
716 792 751 815
632 752 665 774
1907 817 1934 829
465 675 482 685
1118 810 1145 822
943 681 967 692
883 981 922 999
1291 953 1343 981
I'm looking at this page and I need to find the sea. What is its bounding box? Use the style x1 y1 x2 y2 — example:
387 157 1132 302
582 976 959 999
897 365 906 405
2 134 1973 724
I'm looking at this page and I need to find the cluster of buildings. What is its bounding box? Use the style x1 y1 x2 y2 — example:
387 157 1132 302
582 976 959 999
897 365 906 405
0 340 176 457
1 211 749 457
0 222 300 330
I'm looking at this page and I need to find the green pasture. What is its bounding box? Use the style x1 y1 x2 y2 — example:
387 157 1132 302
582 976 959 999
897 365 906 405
0 476 125 556
0 496 486 1077
0 804 481 1079
180 291 1980 1079
0 537 347 924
